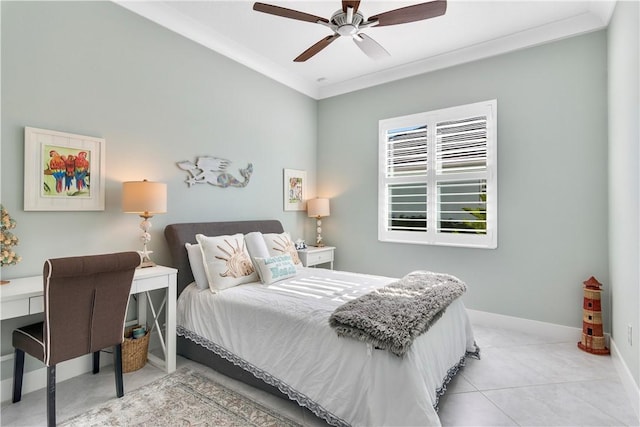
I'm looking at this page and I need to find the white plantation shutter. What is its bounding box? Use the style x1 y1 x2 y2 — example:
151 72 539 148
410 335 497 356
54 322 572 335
437 180 487 234
436 116 487 174
384 124 429 232
387 183 427 232
378 100 497 248
385 125 428 177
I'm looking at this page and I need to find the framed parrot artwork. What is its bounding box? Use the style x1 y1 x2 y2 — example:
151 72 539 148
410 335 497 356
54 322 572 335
24 127 105 211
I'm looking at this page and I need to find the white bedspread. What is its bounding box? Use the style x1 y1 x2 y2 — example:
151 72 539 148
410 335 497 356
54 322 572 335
177 268 476 427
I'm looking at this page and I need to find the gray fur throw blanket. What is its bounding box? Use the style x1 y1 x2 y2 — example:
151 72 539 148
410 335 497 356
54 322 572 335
329 271 466 357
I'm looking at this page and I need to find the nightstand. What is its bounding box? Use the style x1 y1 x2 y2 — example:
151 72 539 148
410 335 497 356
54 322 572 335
297 246 335 269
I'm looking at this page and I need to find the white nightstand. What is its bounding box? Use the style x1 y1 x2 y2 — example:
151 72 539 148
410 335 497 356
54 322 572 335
297 246 335 269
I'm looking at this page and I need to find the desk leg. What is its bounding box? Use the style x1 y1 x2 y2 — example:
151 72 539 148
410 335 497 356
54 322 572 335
165 275 176 373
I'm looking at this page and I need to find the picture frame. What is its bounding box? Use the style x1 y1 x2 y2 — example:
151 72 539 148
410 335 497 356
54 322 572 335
283 169 307 211
24 127 106 211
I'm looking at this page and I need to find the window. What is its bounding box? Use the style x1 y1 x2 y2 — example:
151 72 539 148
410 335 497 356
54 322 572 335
378 100 497 248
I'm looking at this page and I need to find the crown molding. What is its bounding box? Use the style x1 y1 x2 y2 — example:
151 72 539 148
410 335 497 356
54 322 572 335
114 1 614 101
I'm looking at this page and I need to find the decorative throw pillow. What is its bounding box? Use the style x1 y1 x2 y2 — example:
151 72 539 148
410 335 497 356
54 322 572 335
196 233 258 292
244 232 271 281
262 232 303 268
185 243 208 290
254 254 298 285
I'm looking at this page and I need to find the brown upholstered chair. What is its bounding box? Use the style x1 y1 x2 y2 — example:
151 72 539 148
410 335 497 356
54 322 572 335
12 252 141 427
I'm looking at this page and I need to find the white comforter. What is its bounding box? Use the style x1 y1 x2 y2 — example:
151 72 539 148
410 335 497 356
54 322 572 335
177 268 476 427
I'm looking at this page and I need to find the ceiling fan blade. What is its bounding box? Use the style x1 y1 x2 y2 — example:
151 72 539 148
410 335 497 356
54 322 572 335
353 33 390 60
253 2 329 24
342 1 361 13
368 0 447 27
294 34 340 62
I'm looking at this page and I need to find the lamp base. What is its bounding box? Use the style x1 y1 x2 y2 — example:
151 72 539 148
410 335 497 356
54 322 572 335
140 259 157 268
138 250 156 268
315 217 325 247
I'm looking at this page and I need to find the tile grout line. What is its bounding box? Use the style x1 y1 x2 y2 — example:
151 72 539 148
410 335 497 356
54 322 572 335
479 389 522 427
461 377 626 394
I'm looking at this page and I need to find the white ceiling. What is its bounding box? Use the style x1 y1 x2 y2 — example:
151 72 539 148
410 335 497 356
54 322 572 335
115 0 616 99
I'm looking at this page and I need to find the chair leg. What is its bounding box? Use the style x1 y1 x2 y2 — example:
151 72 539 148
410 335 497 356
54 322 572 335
12 348 25 403
114 344 124 398
93 350 100 374
47 365 56 427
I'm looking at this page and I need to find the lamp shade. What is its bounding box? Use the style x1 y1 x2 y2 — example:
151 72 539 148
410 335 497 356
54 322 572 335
122 180 167 215
307 198 330 218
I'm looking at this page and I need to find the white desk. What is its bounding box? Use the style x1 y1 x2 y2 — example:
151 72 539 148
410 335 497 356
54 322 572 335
0 265 177 374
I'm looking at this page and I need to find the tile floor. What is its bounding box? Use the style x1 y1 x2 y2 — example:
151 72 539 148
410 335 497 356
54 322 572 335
1 323 638 426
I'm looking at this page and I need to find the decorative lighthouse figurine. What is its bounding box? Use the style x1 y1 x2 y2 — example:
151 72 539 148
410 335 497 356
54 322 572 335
578 276 610 355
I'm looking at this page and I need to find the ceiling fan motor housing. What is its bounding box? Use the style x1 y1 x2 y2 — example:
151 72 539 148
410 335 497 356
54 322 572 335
331 10 365 36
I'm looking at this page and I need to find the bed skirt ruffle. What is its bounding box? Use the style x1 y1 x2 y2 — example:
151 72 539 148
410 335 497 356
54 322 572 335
434 343 481 411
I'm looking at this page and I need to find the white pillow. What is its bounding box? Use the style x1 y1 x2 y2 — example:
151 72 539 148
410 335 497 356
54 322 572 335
262 232 303 269
196 233 258 292
185 243 208 290
254 254 298 285
244 232 271 281
245 232 270 256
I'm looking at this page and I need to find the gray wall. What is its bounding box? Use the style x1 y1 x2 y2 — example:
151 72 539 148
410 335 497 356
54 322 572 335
1 1 318 280
317 31 609 330
608 0 639 386
0 1 317 375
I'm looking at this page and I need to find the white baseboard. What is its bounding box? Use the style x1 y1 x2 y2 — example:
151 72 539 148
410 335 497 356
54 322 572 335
5 310 637 419
0 352 112 403
466 309 582 342
610 338 640 420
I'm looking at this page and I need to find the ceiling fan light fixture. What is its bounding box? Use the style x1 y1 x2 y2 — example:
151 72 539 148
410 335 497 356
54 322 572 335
337 24 358 36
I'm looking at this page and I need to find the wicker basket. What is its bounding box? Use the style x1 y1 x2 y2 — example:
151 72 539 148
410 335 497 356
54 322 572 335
122 325 150 373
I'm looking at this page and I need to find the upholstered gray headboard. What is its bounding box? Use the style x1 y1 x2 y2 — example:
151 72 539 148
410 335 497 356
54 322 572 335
164 220 285 295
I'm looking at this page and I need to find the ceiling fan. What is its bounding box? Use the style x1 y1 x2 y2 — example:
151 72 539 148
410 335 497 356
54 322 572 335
253 1 447 62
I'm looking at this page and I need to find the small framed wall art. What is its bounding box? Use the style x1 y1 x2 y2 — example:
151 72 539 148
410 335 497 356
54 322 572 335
24 127 106 211
283 168 307 211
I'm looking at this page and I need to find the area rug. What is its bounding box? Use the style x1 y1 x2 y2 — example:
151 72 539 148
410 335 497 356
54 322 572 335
60 367 302 427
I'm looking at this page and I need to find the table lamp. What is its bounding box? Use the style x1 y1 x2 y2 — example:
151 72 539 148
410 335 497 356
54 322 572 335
307 198 330 247
122 179 167 267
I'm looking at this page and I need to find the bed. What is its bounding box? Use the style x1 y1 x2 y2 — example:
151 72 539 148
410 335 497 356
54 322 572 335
164 220 478 427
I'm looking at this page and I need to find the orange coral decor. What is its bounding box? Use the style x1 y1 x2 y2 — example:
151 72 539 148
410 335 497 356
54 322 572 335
577 276 610 355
